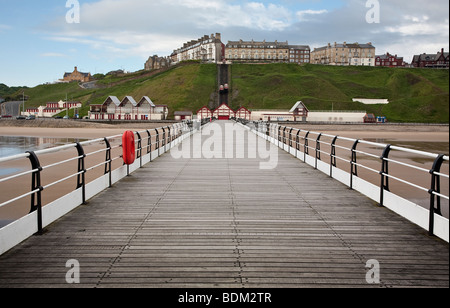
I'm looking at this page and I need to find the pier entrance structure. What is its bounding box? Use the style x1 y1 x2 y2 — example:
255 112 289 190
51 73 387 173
0 120 448 288
213 103 235 120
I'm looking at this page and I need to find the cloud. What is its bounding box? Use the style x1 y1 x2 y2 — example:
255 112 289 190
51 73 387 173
296 9 328 21
385 14 449 36
40 52 67 58
41 0 300 59
39 0 449 65
0 24 12 32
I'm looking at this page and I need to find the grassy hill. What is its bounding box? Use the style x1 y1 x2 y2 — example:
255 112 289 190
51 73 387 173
13 63 217 119
0 83 28 100
229 63 449 123
11 62 449 123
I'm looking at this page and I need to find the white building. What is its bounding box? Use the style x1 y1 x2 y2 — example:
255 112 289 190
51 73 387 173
23 100 82 118
89 96 166 121
250 101 367 123
171 33 224 64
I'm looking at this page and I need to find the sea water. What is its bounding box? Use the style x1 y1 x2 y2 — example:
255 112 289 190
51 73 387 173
0 136 88 175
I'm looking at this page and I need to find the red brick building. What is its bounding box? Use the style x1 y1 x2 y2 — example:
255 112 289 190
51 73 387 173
375 53 405 67
411 48 449 68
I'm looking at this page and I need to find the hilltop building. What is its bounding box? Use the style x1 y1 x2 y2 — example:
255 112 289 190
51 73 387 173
145 55 173 71
62 67 93 83
411 48 449 68
375 53 405 67
311 42 376 66
226 39 310 64
171 33 225 64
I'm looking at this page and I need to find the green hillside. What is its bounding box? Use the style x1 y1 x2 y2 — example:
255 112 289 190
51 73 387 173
11 62 449 123
229 63 449 123
0 83 28 100
13 63 217 118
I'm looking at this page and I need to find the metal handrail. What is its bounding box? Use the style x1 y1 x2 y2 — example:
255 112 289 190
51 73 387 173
246 120 449 239
0 121 193 234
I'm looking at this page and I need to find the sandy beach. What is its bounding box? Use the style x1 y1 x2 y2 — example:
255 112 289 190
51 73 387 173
0 120 449 224
0 119 175 139
1 120 448 144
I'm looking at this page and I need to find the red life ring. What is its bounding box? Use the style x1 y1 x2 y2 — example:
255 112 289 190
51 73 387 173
122 131 136 165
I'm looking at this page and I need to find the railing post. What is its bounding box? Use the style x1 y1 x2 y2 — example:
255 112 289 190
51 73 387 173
350 140 359 190
155 128 160 151
104 138 112 188
167 126 172 150
136 132 142 168
278 126 282 146
315 133 322 170
428 154 445 236
330 136 338 178
304 131 310 162
26 151 44 235
379 145 391 207
146 130 152 154
283 127 287 145
289 128 294 148
75 143 87 205
296 130 302 151
161 127 166 149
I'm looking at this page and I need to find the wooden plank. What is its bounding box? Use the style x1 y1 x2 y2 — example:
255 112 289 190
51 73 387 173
0 121 448 288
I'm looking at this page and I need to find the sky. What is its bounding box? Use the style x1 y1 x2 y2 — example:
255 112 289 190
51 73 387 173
0 0 448 87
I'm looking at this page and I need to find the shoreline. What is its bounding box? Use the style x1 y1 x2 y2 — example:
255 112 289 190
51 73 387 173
1 119 449 134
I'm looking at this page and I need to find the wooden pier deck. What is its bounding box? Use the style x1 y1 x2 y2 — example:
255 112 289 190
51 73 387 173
0 121 448 288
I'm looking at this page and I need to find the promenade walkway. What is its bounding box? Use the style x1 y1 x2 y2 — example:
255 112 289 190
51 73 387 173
0 121 448 288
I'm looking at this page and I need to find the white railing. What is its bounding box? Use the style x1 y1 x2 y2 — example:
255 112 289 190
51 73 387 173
0 121 202 255
237 119 449 242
